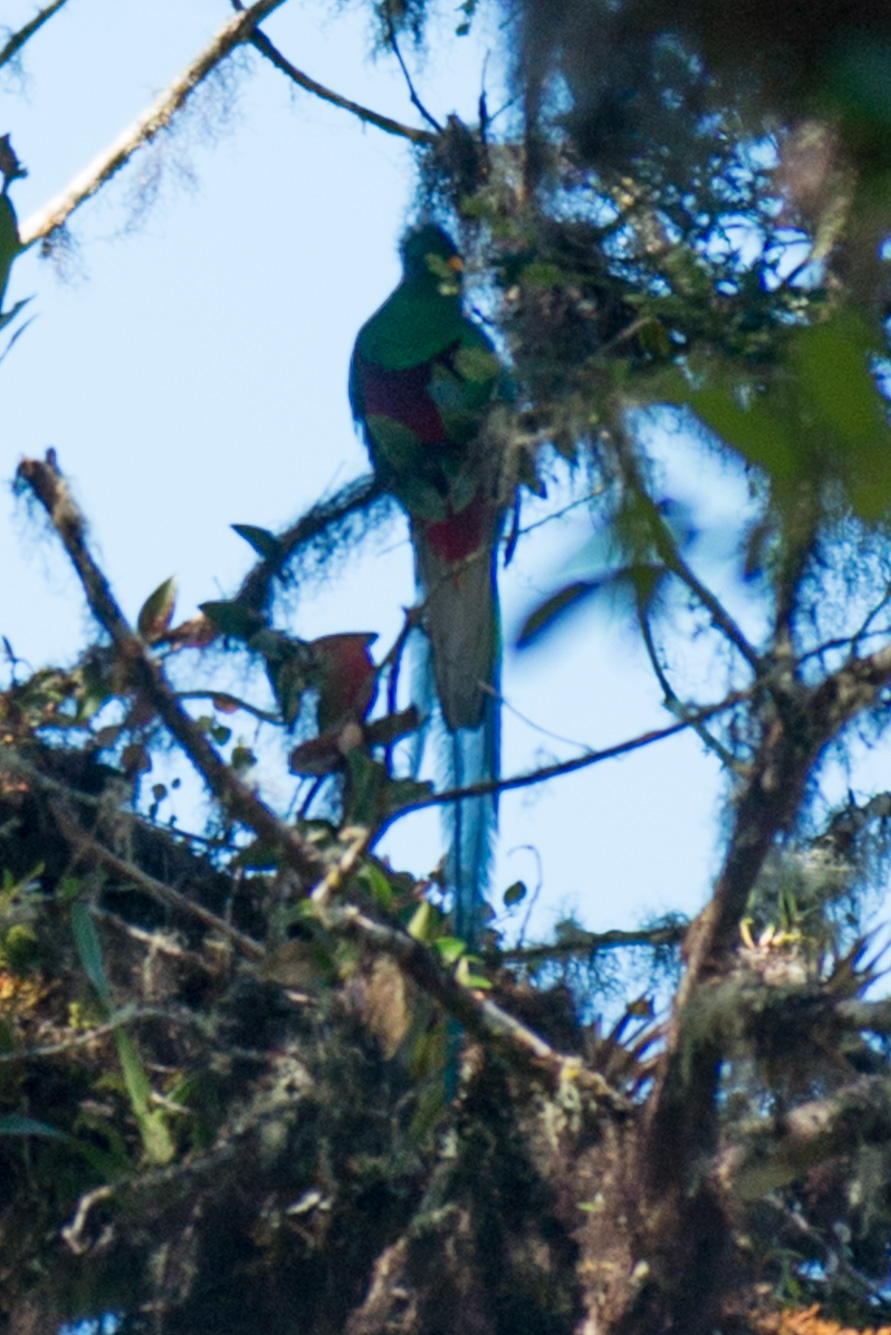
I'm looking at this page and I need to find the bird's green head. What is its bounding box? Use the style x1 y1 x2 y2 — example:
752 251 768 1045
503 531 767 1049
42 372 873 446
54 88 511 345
400 224 463 292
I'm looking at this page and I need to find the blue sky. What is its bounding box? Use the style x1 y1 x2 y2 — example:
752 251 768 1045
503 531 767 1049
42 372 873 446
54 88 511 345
0 0 727 941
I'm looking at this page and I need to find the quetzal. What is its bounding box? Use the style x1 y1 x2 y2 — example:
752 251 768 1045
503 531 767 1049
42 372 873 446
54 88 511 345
349 224 505 941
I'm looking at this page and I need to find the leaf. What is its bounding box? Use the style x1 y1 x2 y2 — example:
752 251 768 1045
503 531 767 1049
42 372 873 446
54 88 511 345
407 900 434 943
503 880 527 907
113 1028 175 1164
456 955 491 989
200 599 264 642
516 580 599 649
0 193 20 313
687 384 799 483
359 863 394 910
434 936 466 965
232 524 282 560
137 576 177 643
0 1114 69 1140
71 901 112 1009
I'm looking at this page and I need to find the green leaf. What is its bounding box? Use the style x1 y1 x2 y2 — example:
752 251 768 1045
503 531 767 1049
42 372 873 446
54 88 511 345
407 900 434 943
113 1029 175 1164
200 599 264 641
71 901 112 1009
0 193 20 312
520 261 563 289
232 524 282 560
453 343 500 384
516 581 599 649
456 956 491 989
0 1114 70 1140
137 576 177 644
359 863 394 909
687 385 799 483
503 880 527 907
434 936 466 965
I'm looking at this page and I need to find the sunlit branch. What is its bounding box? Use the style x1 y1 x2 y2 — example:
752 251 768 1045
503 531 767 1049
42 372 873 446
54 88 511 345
324 899 630 1106
0 0 68 73
18 0 288 247
231 0 435 145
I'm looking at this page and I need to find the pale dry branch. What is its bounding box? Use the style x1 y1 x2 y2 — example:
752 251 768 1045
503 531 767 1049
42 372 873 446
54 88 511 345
19 0 287 247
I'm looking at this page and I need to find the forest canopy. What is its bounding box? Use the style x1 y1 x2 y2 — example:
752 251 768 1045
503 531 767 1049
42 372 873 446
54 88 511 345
2 2 891 1333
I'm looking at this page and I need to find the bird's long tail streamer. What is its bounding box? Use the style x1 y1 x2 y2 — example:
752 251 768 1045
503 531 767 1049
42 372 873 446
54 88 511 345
447 688 500 947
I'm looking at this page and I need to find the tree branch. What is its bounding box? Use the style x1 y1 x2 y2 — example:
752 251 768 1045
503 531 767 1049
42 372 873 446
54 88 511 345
51 802 266 961
235 472 386 616
499 920 687 964
0 0 68 73
646 638 891 1193
18 0 288 248
325 899 631 1107
230 1 435 144
714 1075 891 1203
17 452 323 886
381 687 751 826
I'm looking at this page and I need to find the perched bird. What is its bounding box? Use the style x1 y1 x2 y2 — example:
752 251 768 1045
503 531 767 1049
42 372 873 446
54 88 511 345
350 224 506 939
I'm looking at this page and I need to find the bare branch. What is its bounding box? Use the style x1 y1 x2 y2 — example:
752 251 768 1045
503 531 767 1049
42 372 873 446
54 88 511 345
230 1 435 145
381 687 751 826
0 0 68 74
18 0 288 248
382 4 442 133
500 921 687 964
236 472 386 616
51 802 265 961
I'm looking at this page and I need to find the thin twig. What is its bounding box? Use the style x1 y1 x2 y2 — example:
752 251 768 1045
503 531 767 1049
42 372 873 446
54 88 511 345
52 802 265 961
0 0 68 73
381 686 752 824
0 1002 214 1066
382 5 442 133
17 452 323 886
637 604 741 771
229 0 435 144
19 0 288 247
175 689 279 723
